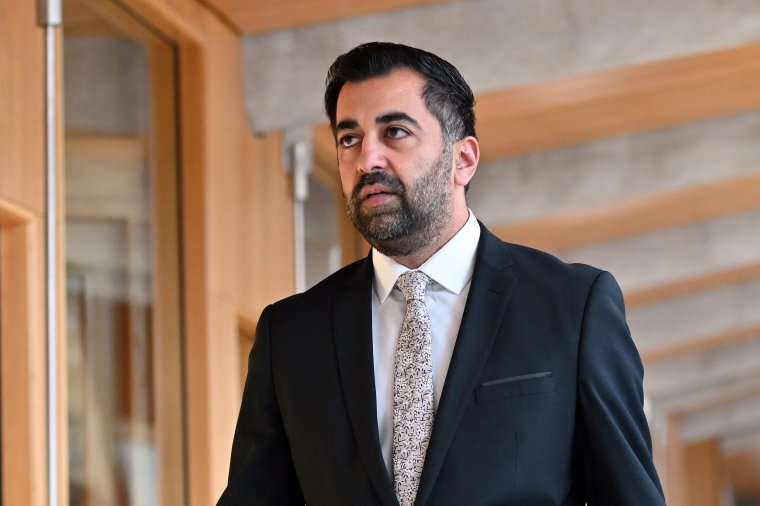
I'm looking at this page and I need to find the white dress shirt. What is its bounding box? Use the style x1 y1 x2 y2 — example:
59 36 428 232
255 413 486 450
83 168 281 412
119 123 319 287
371 211 481 477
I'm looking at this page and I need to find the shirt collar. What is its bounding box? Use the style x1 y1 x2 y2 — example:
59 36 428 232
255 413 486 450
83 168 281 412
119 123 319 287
372 211 481 303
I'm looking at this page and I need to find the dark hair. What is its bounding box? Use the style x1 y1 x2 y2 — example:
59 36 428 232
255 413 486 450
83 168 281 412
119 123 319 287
324 42 476 144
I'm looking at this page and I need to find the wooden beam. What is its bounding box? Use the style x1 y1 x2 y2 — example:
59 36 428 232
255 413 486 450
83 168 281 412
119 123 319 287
200 0 457 34
626 262 760 309
492 172 760 252
676 382 760 420
289 43 760 166
73 0 173 44
642 324 760 364
652 376 760 426
63 0 123 37
476 43 760 160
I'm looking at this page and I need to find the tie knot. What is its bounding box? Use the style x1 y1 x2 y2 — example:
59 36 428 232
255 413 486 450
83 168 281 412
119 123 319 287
396 270 431 302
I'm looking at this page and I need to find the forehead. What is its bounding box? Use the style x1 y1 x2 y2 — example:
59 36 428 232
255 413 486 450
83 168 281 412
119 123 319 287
336 68 431 122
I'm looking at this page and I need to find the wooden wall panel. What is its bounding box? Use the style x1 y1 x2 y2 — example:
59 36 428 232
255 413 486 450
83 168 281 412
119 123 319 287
0 0 45 214
0 2 51 504
238 131 296 320
192 14 295 501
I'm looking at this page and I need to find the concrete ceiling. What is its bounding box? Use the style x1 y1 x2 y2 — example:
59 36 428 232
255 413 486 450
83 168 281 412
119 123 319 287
238 0 760 133
222 0 760 478
201 0 457 34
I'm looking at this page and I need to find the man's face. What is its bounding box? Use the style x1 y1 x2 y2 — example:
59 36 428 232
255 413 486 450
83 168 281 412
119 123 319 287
334 69 456 257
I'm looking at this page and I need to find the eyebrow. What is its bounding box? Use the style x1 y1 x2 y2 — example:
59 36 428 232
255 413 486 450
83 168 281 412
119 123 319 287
377 112 422 130
334 111 422 134
335 119 359 132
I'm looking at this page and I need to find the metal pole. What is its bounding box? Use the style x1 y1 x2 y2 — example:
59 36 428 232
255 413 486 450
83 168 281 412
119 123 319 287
45 25 59 506
39 1 62 504
292 140 310 293
283 128 312 293
293 199 306 293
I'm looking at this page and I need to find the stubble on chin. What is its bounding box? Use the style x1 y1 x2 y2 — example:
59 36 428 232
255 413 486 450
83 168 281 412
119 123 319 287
345 180 415 256
345 147 454 258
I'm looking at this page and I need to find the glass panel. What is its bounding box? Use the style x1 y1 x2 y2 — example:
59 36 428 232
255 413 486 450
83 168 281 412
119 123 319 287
304 175 342 289
63 1 184 504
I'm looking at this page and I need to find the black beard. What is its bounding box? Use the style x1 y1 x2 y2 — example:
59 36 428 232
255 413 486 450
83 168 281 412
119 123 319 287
344 148 453 257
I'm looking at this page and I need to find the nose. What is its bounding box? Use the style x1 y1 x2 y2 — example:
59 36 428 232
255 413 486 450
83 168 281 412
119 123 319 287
357 135 388 174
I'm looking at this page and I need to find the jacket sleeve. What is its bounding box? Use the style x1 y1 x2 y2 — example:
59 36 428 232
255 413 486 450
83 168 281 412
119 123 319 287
576 271 666 505
217 305 304 506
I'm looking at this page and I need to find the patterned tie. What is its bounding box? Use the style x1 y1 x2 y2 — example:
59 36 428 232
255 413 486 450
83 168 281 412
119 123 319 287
393 270 435 506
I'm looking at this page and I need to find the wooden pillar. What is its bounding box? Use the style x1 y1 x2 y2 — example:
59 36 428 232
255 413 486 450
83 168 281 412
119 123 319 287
684 438 723 506
664 416 687 506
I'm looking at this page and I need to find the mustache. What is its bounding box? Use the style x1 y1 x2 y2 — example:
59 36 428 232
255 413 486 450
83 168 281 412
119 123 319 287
351 171 405 201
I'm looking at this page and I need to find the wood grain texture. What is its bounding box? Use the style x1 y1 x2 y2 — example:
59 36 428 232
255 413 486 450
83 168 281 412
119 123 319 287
476 43 760 160
0 0 45 214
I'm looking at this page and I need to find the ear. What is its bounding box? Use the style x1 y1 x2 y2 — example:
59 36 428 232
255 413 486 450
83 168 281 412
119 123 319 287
453 136 479 188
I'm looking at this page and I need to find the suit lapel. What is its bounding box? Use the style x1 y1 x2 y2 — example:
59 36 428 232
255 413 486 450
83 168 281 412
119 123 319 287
334 257 398 506
415 225 517 505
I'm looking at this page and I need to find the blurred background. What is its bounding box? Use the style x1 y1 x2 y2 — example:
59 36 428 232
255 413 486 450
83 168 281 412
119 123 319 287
1 0 759 505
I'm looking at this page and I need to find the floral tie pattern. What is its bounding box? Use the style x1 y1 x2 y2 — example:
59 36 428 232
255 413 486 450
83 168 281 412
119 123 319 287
393 270 435 506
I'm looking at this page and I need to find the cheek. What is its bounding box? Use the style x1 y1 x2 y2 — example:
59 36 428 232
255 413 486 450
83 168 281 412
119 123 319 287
338 167 356 196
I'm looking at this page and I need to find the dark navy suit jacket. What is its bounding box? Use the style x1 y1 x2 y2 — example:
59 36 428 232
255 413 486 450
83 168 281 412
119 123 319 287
218 223 665 505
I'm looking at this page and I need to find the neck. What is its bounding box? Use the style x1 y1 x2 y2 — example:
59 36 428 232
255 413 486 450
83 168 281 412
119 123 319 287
390 207 469 269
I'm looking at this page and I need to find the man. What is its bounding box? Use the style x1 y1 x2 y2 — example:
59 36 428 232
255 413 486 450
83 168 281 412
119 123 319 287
218 42 665 505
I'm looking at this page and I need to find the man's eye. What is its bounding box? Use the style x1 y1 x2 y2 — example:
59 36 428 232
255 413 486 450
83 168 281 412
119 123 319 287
338 135 359 148
387 127 410 139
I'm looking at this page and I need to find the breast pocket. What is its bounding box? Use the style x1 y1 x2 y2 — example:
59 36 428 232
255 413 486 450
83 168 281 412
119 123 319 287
475 371 555 403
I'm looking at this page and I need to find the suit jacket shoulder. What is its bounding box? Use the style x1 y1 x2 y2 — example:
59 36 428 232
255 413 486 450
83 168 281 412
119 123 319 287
478 222 606 301
270 255 371 310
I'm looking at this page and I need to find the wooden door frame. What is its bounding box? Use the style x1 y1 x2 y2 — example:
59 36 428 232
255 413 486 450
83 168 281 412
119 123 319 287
0 201 47 506
0 1 51 504
85 1 274 505
3 1 296 504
